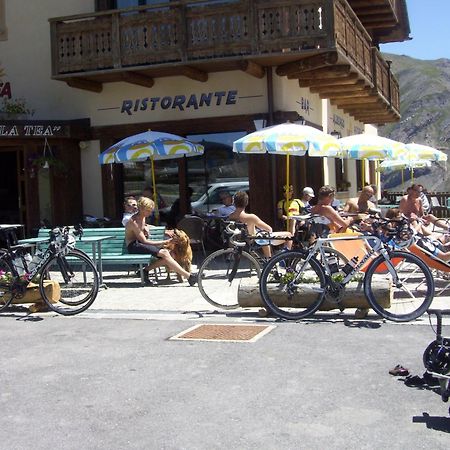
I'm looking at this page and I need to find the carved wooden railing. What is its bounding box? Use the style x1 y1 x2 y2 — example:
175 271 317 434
49 0 353 75
372 47 400 115
49 0 399 113
333 0 372 83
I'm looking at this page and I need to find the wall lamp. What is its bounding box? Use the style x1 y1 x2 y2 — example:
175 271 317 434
253 119 267 131
295 115 306 126
330 130 342 139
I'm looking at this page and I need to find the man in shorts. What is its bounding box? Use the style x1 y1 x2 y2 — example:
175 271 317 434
229 191 292 258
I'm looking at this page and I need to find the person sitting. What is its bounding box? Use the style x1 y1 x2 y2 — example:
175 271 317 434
399 184 449 232
229 191 292 258
311 186 355 234
343 185 376 214
212 190 236 217
300 187 315 213
277 185 303 234
166 186 194 228
122 196 138 227
125 196 197 286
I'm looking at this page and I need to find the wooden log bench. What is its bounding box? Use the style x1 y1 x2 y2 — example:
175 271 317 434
238 279 391 318
24 227 166 286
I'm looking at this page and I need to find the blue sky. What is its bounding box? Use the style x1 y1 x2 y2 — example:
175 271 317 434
380 0 450 60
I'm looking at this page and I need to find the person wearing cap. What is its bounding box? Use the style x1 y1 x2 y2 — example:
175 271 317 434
301 187 315 213
277 185 303 234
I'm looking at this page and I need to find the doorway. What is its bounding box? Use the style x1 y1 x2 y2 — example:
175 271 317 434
0 149 20 224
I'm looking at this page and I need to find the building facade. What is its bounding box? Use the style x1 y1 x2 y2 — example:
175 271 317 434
0 0 409 232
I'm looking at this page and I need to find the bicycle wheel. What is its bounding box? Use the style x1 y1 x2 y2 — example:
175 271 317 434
259 250 327 320
39 249 99 315
198 248 261 309
364 251 434 322
0 258 14 312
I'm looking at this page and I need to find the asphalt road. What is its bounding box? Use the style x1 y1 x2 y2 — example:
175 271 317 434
1 314 449 449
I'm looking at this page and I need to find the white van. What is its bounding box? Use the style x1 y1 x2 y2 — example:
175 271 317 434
191 180 249 215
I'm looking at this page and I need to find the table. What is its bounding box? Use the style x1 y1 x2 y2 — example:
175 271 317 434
18 234 114 287
78 236 114 287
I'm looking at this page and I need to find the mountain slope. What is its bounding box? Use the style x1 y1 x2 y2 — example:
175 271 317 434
380 53 450 148
379 54 450 192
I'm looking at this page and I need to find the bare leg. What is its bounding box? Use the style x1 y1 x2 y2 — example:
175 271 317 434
157 249 190 279
261 245 272 258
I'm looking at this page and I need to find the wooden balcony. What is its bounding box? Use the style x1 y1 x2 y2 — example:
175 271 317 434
346 0 410 44
49 0 400 123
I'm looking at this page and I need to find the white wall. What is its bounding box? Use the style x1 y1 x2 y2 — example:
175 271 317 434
80 140 104 217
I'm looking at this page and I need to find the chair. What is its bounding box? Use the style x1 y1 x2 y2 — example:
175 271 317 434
176 215 206 261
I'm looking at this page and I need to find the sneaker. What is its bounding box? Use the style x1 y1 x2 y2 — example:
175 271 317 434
188 273 198 286
144 278 158 287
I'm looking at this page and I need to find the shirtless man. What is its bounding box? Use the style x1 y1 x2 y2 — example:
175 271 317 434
312 186 355 233
228 191 292 258
125 196 197 286
343 185 376 214
399 184 449 232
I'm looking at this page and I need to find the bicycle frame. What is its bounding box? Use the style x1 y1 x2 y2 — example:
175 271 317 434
296 234 398 285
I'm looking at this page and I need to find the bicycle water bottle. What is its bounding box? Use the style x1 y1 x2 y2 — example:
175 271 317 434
13 254 26 275
327 255 339 274
28 250 45 271
342 256 359 276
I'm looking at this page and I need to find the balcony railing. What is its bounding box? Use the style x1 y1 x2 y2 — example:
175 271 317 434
49 0 400 120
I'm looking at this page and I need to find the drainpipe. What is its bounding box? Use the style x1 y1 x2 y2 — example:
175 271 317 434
267 67 278 226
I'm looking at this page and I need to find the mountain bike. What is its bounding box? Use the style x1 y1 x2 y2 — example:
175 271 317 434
197 221 348 310
259 220 435 322
0 226 99 315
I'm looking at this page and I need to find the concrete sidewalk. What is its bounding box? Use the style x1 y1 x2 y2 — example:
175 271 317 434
80 268 450 325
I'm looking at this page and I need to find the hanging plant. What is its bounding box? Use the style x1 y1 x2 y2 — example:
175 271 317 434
0 97 35 118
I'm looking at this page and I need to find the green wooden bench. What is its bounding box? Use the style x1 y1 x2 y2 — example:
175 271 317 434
27 227 166 285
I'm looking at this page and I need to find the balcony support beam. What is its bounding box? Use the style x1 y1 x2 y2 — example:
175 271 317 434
276 52 339 77
295 65 352 80
121 71 154 88
331 96 381 106
298 73 360 87
326 88 374 100
66 78 103 93
310 80 366 94
239 60 265 79
180 66 208 82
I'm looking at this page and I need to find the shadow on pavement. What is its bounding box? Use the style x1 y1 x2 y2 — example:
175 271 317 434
412 412 450 433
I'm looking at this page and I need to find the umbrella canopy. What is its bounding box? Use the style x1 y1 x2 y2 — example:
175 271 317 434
403 143 448 162
232 123 340 157
98 130 204 164
338 134 407 160
98 131 204 224
378 159 432 172
233 123 339 230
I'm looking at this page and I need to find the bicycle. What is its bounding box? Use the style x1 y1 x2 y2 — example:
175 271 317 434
0 226 99 315
422 309 450 412
197 220 348 310
259 216 435 322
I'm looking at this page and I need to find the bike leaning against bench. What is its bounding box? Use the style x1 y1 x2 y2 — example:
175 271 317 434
259 224 435 322
0 226 99 315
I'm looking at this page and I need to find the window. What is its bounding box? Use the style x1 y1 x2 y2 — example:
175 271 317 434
335 159 349 192
0 0 7 41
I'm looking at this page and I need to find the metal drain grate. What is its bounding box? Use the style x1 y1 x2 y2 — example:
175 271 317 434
169 324 275 343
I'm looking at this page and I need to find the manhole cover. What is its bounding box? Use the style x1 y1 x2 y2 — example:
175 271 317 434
169 324 275 343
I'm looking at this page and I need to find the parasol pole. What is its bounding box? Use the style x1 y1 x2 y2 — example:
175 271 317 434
150 154 159 224
286 154 290 231
361 160 365 187
411 167 414 183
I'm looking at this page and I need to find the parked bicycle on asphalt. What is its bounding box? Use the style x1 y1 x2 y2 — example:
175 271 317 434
0 225 99 315
259 215 435 322
197 220 348 310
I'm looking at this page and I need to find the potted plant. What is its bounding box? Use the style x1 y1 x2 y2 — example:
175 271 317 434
0 97 35 119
